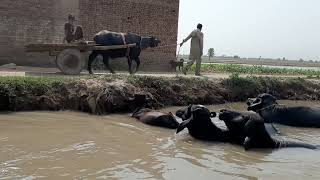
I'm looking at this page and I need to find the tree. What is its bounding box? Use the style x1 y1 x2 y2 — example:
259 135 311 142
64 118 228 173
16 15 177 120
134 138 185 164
207 48 215 61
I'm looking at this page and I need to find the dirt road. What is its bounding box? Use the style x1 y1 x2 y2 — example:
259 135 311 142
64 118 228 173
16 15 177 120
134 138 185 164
0 65 310 79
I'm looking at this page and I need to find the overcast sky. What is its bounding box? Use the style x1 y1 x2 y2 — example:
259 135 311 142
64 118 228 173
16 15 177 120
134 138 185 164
177 0 320 60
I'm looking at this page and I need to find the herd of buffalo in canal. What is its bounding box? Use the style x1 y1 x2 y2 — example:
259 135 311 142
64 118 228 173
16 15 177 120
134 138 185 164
131 93 320 151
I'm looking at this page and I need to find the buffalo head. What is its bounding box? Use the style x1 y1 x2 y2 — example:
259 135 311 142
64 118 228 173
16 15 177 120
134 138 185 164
176 105 216 134
247 93 277 112
148 36 161 47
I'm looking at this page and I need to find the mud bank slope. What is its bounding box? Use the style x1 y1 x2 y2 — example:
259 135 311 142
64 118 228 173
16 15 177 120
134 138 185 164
0 74 319 114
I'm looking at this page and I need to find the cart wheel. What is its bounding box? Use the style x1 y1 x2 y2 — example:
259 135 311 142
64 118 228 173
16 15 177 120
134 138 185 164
56 49 86 75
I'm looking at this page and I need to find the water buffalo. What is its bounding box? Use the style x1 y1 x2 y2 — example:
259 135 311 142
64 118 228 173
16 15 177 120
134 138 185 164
127 94 159 113
87 30 161 74
132 108 179 129
176 104 216 121
176 105 230 142
247 93 320 128
219 109 317 150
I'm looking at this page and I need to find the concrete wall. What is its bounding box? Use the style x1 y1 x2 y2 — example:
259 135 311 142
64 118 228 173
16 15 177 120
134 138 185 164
0 0 180 71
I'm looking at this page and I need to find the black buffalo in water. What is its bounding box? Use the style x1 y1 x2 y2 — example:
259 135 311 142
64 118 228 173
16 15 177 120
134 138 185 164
176 105 231 142
87 30 161 74
247 93 320 128
219 109 317 150
176 104 216 121
132 108 179 129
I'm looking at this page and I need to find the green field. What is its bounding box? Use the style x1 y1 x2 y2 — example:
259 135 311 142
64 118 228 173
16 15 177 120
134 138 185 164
189 64 320 77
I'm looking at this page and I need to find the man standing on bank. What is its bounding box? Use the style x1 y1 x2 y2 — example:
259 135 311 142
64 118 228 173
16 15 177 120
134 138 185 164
180 23 204 76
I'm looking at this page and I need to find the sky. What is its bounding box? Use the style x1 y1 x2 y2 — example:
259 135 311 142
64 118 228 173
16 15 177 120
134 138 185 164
177 0 320 60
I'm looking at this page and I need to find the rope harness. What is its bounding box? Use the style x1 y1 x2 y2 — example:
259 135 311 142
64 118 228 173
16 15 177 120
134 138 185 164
149 43 181 62
121 33 130 57
256 104 277 113
155 44 180 48
256 103 285 113
176 45 181 60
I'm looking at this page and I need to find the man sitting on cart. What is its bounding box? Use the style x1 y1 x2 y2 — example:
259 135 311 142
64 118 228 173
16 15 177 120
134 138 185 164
63 14 84 43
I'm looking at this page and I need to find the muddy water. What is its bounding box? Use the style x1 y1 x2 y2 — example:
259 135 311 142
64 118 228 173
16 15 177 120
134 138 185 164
0 101 320 180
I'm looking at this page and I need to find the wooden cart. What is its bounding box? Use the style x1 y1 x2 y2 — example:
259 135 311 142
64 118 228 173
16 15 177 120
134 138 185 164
25 42 136 75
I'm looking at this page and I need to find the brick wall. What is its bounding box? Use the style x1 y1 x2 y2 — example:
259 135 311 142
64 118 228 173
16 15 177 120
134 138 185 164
0 0 180 72
79 0 180 71
0 0 79 67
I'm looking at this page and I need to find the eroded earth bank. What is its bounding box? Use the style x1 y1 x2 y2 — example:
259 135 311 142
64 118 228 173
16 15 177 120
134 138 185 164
0 74 320 114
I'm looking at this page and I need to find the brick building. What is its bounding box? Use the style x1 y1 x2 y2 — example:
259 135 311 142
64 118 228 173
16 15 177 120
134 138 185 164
0 0 180 71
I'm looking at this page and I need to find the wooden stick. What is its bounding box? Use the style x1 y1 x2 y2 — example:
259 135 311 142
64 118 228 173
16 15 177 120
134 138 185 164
25 43 137 52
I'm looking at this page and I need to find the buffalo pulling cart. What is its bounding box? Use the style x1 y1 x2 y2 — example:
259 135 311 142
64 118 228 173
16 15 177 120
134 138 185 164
25 41 137 75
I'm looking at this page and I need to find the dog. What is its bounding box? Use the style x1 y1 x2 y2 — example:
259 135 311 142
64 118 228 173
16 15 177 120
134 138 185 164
170 58 184 72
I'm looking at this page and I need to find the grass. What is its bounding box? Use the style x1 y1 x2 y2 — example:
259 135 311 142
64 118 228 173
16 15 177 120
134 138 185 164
0 76 73 89
0 73 310 92
0 76 72 89
189 63 320 77
0 76 72 96
220 73 313 101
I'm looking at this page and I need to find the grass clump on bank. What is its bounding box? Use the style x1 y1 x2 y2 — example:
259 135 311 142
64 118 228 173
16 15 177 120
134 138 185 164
0 76 69 95
221 73 318 101
0 76 74 111
191 64 320 77
126 75 224 105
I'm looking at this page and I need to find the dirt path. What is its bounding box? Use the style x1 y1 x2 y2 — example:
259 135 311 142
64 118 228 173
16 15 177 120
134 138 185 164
0 66 310 80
